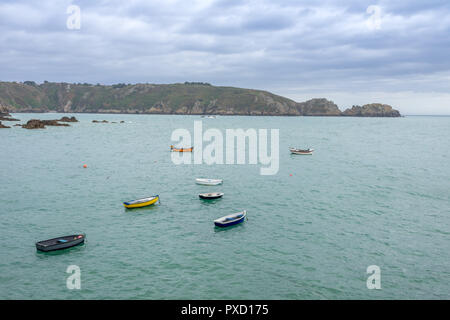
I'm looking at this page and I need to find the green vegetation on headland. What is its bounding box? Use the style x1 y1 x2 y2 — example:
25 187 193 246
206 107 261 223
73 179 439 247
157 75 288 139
0 81 401 117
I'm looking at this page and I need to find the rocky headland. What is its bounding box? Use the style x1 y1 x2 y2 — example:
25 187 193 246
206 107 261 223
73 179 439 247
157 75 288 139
0 81 401 117
342 104 401 117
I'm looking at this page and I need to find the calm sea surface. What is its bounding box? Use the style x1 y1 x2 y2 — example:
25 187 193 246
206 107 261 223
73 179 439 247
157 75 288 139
0 114 449 299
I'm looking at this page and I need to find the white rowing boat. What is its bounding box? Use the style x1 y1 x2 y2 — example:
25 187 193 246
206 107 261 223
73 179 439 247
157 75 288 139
195 178 223 185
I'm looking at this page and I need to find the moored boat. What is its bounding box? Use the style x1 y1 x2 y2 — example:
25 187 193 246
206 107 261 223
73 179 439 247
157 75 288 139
36 234 85 252
123 195 160 209
214 210 247 227
199 192 224 199
289 147 314 155
170 145 193 152
195 178 223 185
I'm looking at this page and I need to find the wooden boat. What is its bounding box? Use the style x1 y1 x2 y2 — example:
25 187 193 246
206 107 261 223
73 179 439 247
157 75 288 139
36 234 85 252
123 195 159 209
195 178 223 185
170 145 193 152
289 147 314 155
214 210 247 227
199 192 224 199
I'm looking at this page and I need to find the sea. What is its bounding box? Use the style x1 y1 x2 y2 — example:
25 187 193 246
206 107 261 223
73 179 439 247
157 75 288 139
0 113 449 299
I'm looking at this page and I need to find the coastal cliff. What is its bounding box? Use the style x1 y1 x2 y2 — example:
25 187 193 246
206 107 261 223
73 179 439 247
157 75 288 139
0 81 401 117
342 104 401 117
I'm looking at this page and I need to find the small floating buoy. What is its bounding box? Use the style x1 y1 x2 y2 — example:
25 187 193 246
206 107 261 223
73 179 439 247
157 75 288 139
83 164 87 168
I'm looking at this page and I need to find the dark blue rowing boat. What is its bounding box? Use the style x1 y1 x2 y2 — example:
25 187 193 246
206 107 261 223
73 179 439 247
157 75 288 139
214 210 247 227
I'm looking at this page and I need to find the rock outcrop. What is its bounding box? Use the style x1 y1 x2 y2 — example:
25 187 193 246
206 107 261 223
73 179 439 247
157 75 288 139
0 121 11 128
342 104 401 117
41 120 70 126
0 116 20 121
22 119 46 129
22 119 70 129
58 116 78 122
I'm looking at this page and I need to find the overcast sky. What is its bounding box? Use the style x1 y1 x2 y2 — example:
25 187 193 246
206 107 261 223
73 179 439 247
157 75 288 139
1 0 450 114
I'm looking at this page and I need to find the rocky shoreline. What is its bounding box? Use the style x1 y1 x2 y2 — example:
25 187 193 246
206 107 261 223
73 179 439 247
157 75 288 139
0 106 18 128
5 104 401 118
0 106 402 130
0 106 402 131
1 105 403 132
0 121 10 128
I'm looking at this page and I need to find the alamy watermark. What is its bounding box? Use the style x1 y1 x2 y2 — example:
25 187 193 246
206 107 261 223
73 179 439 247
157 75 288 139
66 265 81 290
366 265 381 289
66 5 81 30
171 121 279 175
366 5 382 30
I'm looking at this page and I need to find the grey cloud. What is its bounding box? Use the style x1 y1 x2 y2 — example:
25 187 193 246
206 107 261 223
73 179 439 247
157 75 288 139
0 0 449 113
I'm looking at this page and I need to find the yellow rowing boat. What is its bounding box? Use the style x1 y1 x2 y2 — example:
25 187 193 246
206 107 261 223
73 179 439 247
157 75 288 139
123 195 159 209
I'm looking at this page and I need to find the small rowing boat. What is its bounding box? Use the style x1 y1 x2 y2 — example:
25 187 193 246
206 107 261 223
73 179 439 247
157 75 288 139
123 195 160 209
199 192 224 199
36 234 85 252
195 178 223 185
214 210 247 227
289 147 314 155
170 145 193 152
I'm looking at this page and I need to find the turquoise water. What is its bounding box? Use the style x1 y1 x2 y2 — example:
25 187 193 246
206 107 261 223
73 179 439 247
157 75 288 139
0 114 449 299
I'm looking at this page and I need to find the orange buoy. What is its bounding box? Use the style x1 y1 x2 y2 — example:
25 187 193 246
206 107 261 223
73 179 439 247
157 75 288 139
83 164 87 168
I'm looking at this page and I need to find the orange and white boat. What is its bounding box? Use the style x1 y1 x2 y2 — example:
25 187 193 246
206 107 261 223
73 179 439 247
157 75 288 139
170 145 193 152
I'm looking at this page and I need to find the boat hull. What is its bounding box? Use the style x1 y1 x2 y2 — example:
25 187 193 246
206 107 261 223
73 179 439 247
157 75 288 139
199 193 224 199
289 148 314 155
36 235 85 252
123 196 159 209
196 179 223 186
214 211 247 227
170 146 193 152
214 216 245 227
